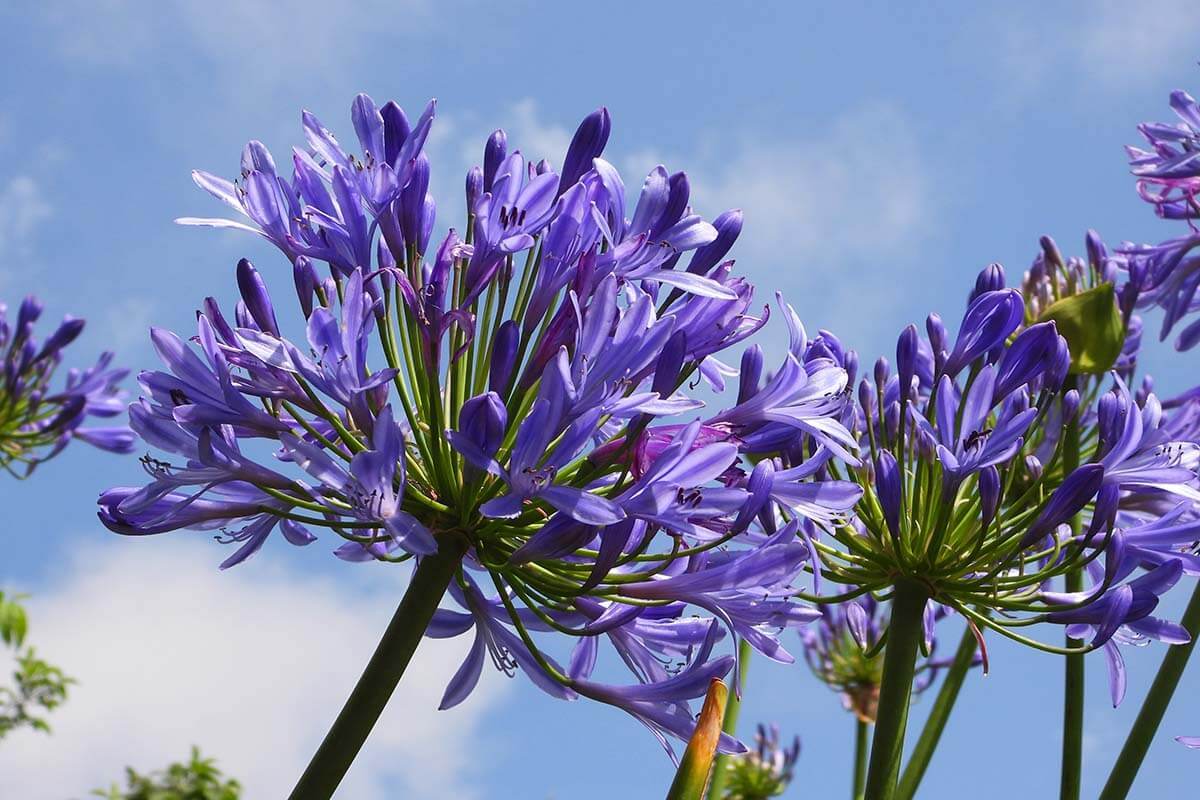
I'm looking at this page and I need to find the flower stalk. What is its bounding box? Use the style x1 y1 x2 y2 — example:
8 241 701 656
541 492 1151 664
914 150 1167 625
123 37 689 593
1060 379 1085 800
854 718 870 800
894 626 977 800
863 581 928 800
289 532 469 800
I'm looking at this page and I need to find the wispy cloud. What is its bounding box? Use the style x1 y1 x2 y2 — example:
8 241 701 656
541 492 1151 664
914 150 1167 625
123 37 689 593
688 102 933 352
0 541 507 799
0 175 52 291
986 0 1200 99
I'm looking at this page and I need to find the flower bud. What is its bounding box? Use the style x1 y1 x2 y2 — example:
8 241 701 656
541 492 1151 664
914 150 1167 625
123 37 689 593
465 165 483 212
897 324 919 401
738 344 763 404
1086 229 1107 275
652 331 687 398
994 321 1059 399
559 107 610 193
686 209 743 276
979 465 1000 530
944 289 1023 377
926 313 947 356
1024 455 1043 480
380 101 411 167
1061 389 1081 425
969 263 1006 303
489 320 520 394
1020 464 1105 548
459 391 508 461
236 259 280 336
37 316 85 361
483 129 507 192
874 450 901 538
873 356 889 389
293 257 319 318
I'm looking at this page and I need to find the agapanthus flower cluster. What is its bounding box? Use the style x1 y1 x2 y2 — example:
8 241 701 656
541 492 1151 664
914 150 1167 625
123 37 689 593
1124 87 1200 351
806 232 1200 704
716 723 799 800
97 95 865 755
1 297 132 476
800 595 976 722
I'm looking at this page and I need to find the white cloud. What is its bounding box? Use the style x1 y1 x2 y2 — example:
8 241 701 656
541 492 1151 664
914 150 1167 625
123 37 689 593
987 0 1200 98
685 103 932 351
40 0 431 101
0 541 507 799
0 175 52 290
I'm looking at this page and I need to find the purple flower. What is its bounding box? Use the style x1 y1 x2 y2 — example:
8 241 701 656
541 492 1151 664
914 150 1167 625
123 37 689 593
1 297 132 476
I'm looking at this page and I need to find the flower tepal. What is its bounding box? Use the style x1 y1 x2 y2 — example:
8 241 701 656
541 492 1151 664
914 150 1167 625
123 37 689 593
99 94 861 755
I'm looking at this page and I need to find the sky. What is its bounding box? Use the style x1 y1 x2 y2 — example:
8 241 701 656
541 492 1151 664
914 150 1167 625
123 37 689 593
0 1 1199 797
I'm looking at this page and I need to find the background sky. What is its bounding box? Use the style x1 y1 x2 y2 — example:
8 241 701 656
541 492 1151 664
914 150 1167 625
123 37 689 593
1 1 1198 797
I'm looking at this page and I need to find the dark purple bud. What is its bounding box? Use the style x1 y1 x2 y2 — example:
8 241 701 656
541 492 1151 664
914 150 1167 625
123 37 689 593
1039 235 1064 272
1047 334 1071 390
883 401 900 442
47 395 86 433
483 129 507 192
994 321 1059 399
896 324 919 400
489 320 520 394
293 257 319 318
1061 389 1080 425
465 165 483 212
857 379 875 418
400 153 431 253
37 316 85 361
926 313 947 355
459 391 507 460
17 296 43 331
1097 391 1125 454
844 349 859 387
235 259 279 336
737 344 763 404
1020 464 1105 548
686 209 743 276
875 450 902 538
873 357 890 389
652 331 687 398
559 107 611 194
944 289 1024 377
979 465 1000 530
380 101 411 167
1086 229 1107 275
969 263 1006 303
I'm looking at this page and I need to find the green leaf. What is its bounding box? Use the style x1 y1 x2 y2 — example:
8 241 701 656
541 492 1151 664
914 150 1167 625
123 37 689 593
665 678 728 800
1036 283 1125 375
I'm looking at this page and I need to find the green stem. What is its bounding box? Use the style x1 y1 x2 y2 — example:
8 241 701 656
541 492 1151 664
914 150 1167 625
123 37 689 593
1060 380 1084 800
854 718 870 800
705 640 751 799
288 533 469 799
1098 580 1200 800
863 580 928 800
894 625 977 799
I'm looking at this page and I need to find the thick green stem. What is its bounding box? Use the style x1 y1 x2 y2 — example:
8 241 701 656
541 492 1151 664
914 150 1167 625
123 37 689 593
863 580 928 800
895 625 977 800
854 718 870 800
288 533 469 799
1098 580 1200 800
1060 382 1084 800
705 639 751 799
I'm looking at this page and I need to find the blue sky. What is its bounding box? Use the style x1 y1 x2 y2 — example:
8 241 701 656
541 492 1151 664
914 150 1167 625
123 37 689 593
1 1 1198 797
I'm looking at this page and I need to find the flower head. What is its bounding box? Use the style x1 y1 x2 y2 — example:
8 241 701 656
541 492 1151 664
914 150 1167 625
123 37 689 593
1 297 132 476
103 95 860 755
